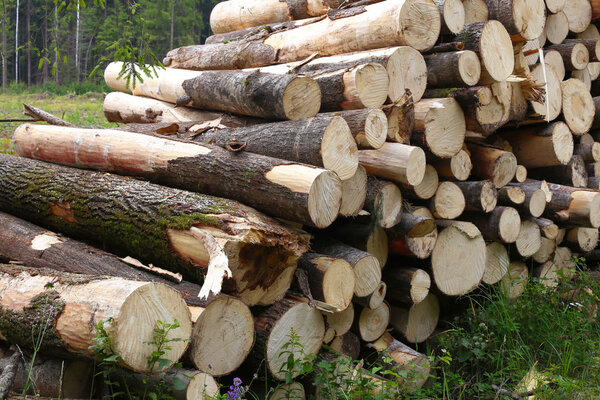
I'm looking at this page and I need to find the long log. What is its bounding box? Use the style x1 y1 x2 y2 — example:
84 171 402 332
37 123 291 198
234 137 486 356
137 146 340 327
0 154 309 306
412 98 466 158
423 50 481 88
164 0 441 70
190 114 359 180
483 0 546 41
14 124 343 228
104 63 321 121
389 293 439 343
0 265 191 373
359 142 426 186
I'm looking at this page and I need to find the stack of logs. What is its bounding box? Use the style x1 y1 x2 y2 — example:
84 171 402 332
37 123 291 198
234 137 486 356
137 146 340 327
3 0 600 397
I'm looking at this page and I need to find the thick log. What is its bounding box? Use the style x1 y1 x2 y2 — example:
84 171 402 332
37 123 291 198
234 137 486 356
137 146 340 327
533 236 557 263
0 265 191 373
253 298 324 380
463 0 488 24
412 98 466 158
164 0 441 71
515 220 542 257
433 0 465 34
543 182 600 227
464 206 521 243
0 154 308 306
298 252 355 310
324 223 388 267
467 143 517 187
500 122 574 168
529 155 588 188
431 222 486 295
340 165 367 217
359 142 426 186
383 267 431 305
546 12 569 45
501 261 529 299
324 108 388 149
483 242 509 284
563 0 592 33
565 227 599 252
562 78 595 135
455 21 514 82
402 164 439 200
311 237 381 297
14 124 343 229
389 207 438 259
383 96 416 144
483 0 546 41
429 181 466 219
431 148 472 181
364 176 403 229
455 180 497 212
389 293 439 343
192 114 358 180
352 302 390 342
325 302 354 336
209 0 346 33
104 63 321 121
424 51 481 87
330 331 361 359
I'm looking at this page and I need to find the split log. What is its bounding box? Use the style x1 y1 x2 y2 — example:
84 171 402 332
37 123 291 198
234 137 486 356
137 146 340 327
0 265 192 373
455 180 497 213
389 293 439 343
191 114 359 180
544 182 600 227
389 207 438 259
546 41 589 70
383 267 431 305
546 12 569 45
498 185 526 205
209 0 346 33
565 227 599 252
253 298 324 380
402 164 439 201
429 181 466 219
14 124 343 228
500 122 574 168
326 302 355 336
0 154 309 306
455 21 514 82
340 165 368 217
104 63 321 120
433 0 465 34
464 206 521 243
574 142 600 162
311 237 382 297
463 0 488 24
369 332 430 388
431 148 472 181
563 0 592 33
467 143 518 187
164 0 441 71
364 176 403 229
330 331 361 359
528 217 559 240
298 252 356 310
533 236 557 263
352 302 390 342
515 220 542 257
514 165 527 182
353 281 386 309
483 0 546 41
0 350 94 398
384 97 416 143
0 211 208 306
359 142 426 186
483 242 509 284
423 50 481 87
324 108 388 149
187 296 255 377
431 222 486 295
412 98 466 158
501 261 529 300
562 78 595 135
529 155 588 188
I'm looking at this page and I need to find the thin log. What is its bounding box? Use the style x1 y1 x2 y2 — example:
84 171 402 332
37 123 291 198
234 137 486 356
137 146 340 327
431 148 472 181
388 207 438 259
423 50 481 87
383 267 431 305
364 175 403 229
22 103 73 126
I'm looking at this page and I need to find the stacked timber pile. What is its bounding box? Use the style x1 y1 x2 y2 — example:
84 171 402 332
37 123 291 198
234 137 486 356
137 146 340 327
4 0 600 397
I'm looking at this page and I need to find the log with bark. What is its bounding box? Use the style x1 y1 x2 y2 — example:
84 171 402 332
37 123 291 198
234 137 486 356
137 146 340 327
429 181 466 219
543 181 600 228
0 265 192 373
324 223 388 267
463 206 522 243
164 0 441 70
389 293 439 343
529 155 588 188
389 207 438 259
432 0 465 34
253 298 325 380
359 142 426 186
383 267 431 305
384 97 416 143
463 0 488 24
324 108 388 149
104 63 321 121
412 98 466 158
352 302 390 342
14 124 343 229
467 143 518 187
498 185 526 206
364 176 403 229
483 0 546 41
431 148 473 181
529 217 559 240
340 165 368 217
0 154 309 306
546 41 590 71
423 50 481 87
330 331 361 359
353 280 387 310
403 164 439 201
455 180 498 213
564 227 599 253
431 221 486 295
391 207 436 238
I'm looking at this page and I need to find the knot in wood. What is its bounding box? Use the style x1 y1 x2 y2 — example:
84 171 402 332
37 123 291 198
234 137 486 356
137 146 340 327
225 138 247 152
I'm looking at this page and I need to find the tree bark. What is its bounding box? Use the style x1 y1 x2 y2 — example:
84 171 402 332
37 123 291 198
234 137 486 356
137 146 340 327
431 149 472 181
389 207 438 259
383 267 431 305
330 331 361 359
542 181 600 227
383 96 416 144
462 206 521 243
455 180 497 212
482 0 545 41
0 265 191 373
364 176 403 229
403 164 439 200
423 51 481 87
0 154 308 306
467 142 517 187
529 155 588 188
298 252 355 310
546 41 590 70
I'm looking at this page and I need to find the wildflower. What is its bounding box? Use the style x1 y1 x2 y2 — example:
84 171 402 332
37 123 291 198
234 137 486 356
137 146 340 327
226 377 243 400
208 363 213 369
48 305 58 316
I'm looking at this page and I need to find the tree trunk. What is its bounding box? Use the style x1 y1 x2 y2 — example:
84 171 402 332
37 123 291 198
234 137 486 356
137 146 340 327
26 0 30 86
429 181 466 219
412 98 466 158
298 252 355 310
383 267 431 305
15 124 343 229
352 302 390 342
562 78 595 135
467 143 517 187
0 154 308 306
455 180 498 213
403 164 439 200
389 293 439 343
462 206 521 243
0 265 191 373
433 0 466 34
253 298 324 380
364 176 403 229
483 241 509 284
164 0 441 70
423 51 481 87
483 0 545 41
431 149 472 181
542 181 600 227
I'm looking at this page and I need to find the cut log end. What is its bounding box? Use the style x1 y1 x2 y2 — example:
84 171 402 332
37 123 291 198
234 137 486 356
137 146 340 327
354 254 383 298
530 63 562 121
391 293 439 343
321 258 356 310
480 180 499 212
501 261 529 300
373 183 403 229
340 165 367 217
187 372 220 400
363 109 388 149
492 152 518 188
308 169 344 228
480 21 515 82
407 147 427 186
410 269 431 304
432 181 466 219
483 242 509 284
326 302 354 336
358 302 390 342
450 149 473 181
562 79 594 135
405 207 438 259
515 165 527 182
386 47 428 102
513 0 547 40
442 0 466 34
410 164 439 200
499 206 522 243
417 98 466 158
458 50 482 86
516 220 542 257
353 63 390 109
322 116 359 180
528 189 547 218
283 76 322 120
398 0 442 52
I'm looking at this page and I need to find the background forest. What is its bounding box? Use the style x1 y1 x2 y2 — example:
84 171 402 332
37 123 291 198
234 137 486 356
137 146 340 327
0 0 219 89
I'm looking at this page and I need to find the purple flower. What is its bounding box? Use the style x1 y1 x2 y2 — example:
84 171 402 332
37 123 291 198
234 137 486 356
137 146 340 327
48 305 58 316
208 363 213 369
226 377 243 400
